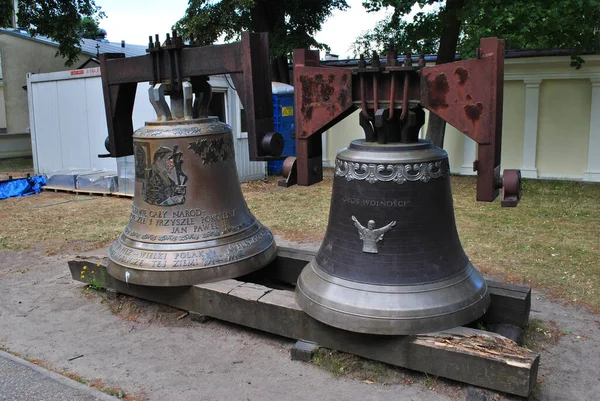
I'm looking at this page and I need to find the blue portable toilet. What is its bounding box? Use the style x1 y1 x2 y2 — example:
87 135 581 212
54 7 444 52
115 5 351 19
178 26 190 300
268 82 295 175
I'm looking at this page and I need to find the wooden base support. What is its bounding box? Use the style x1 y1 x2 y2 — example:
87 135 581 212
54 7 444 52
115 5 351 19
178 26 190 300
68 251 538 397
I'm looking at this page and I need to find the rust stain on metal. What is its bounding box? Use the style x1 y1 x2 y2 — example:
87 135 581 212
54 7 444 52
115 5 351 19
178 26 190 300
337 87 349 105
322 76 335 101
299 75 315 120
464 102 484 121
455 67 468 85
427 73 449 109
299 74 339 121
334 72 351 111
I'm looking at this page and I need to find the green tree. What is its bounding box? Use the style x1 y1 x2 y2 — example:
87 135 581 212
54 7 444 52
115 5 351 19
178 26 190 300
356 0 600 146
0 0 104 66
78 15 99 40
174 0 349 83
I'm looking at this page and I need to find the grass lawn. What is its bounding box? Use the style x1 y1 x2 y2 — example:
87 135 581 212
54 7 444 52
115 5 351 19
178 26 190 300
1 172 599 312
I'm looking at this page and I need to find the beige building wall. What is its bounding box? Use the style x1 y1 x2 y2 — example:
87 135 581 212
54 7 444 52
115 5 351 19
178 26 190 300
323 109 363 165
0 34 82 134
413 110 467 173
438 124 465 173
537 80 591 178
324 55 600 182
499 81 526 170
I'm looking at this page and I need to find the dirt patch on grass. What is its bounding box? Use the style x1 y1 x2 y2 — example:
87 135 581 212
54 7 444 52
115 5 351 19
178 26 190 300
103 291 194 328
0 191 130 255
522 318 567 351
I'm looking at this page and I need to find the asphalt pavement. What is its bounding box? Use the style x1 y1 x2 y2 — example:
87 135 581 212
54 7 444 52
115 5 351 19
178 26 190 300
0 350 118 401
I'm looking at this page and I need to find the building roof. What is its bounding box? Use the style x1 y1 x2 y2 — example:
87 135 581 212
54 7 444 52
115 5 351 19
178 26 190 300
0 28 147 58
320 48 599 68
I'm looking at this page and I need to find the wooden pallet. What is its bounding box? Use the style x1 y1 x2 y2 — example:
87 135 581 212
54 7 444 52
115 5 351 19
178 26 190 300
68 247 538 397
44 186 133 198
0 174 32 184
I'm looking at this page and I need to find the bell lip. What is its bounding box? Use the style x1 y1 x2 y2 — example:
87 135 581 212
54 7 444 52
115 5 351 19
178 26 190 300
295 260 490 335
107 237 277 287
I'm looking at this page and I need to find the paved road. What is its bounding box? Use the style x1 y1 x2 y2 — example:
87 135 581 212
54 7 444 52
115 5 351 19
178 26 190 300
0 351 117 401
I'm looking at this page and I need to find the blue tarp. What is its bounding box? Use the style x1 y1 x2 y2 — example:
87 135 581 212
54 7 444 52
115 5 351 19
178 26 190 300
0 175 46 200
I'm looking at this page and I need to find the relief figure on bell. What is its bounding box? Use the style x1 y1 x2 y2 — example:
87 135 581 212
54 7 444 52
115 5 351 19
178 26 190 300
142 145 187 206
351 216 396 254
169 145 188 186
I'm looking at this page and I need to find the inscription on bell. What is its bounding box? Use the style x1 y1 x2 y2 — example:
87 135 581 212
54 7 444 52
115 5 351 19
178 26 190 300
130 206 237 234
109 243 143 266
342 196 411 207
109 227 271 270
351 216 396 254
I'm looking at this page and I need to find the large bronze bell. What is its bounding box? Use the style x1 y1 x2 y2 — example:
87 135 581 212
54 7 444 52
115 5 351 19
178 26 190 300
295 139 490 335
108 112 276 286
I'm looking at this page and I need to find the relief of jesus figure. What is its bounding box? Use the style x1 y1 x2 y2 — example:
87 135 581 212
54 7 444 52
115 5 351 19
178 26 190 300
351 216 396 254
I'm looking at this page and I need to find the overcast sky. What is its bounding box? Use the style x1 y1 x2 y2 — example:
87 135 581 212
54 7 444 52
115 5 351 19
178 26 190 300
96 0 392 59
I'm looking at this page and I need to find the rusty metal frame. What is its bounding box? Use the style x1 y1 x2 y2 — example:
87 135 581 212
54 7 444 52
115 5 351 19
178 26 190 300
293 49 356 185
421 38 505 202
100 32 276 161
292 38 511 203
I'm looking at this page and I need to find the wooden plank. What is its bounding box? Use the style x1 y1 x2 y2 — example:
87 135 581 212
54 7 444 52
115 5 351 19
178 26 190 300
485 280 531 328
68 257 539 397
69 259 197 311
228 282 272 301
70 249 532 330
198 279 243 294
276 246 315 262
69 245 531 328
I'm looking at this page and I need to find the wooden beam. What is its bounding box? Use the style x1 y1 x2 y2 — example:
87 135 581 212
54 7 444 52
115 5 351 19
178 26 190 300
485 280 531 328
102 42 244 86
68 257 539 397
